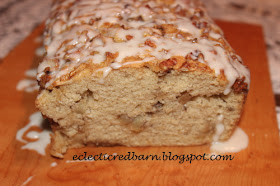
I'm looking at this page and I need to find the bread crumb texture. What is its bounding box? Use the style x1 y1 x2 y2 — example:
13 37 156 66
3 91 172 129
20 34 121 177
36 68 245 158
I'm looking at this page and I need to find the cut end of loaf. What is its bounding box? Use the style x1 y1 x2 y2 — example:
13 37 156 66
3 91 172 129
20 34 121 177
36 68 246 158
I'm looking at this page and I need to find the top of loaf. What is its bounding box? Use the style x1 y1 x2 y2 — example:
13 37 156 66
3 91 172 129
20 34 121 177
37 0 250 95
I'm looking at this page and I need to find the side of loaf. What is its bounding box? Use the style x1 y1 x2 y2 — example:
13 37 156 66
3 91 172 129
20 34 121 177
36 0 250 158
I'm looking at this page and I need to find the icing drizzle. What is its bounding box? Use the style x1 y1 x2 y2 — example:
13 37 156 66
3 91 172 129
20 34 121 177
16 112 51 155
37 0 250 94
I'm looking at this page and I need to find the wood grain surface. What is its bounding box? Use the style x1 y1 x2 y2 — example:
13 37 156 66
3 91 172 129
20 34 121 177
0 20 279 186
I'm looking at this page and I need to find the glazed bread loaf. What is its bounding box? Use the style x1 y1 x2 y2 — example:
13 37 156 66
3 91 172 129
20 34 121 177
36 0 250 158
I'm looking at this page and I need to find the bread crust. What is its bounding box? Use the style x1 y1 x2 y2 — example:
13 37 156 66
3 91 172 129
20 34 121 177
36 0 250 158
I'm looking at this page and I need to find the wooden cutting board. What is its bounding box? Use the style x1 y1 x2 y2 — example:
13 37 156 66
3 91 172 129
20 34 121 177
0 20 279 185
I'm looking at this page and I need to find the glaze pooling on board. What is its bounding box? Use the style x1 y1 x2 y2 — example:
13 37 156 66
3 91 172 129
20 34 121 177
16 112 51 155
17 68 39 92
50 162 58 167
21 176 34 186
16 79 39 92
210 115 249 153
211 127 249 153
212 114 225 141
37 0 250 95
25 68 37 78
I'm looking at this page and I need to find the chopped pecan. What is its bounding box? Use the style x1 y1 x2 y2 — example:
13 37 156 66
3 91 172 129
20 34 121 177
191 16 199 22
192 38 198 43
175 6 187 16
130 116 146 133
88 18 94 25
160 24 178 34
118 115 146 133
182 61 191 69
105 52 119 64
173 4 182 12
178 91 192 105
126 35 133 40
160 48 169 54
192 21 208 29
90 51 99 55
218 69 227 82
194 8 204 17
145 4 151 9
119 114 133 124
113 35 124 43
159 58 177 71
200 21 208 28
181 60 212 72
202 27 211 34
39 67 51 88
185 50 203 60
124 4 130 8
80 30 88 35
44 67 51 74
144 39 157 48
201 33 209 39
127 15 144 22
197 53 204 61
232 77 248 93
176 31 192 40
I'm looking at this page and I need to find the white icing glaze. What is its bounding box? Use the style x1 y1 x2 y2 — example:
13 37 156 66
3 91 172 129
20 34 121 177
212 114 225 141
16 79 39 92
26 131 39 140
38 0 250 94
35 46 46 57
210 127 249 153
50 162 58 167
95 66 112 84
16 112 51 155
21 176 34 186
34 35 44 43
17 68 39 92
25 69 37 78
210 114 249 153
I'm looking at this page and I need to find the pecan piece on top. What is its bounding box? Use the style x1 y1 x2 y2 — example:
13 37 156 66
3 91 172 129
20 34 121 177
104 52 119 65
161 24 178 34
126 35 133 40
144 39 157 48
194 8 204 17
39 67 52 88
232 77 248 93
159 58 177 71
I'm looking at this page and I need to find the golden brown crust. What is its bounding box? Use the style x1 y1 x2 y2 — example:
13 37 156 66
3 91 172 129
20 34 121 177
39 54 251 93
40 56 229 89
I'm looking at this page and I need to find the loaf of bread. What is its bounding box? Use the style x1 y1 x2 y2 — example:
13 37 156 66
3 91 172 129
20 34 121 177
36 0 250 158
